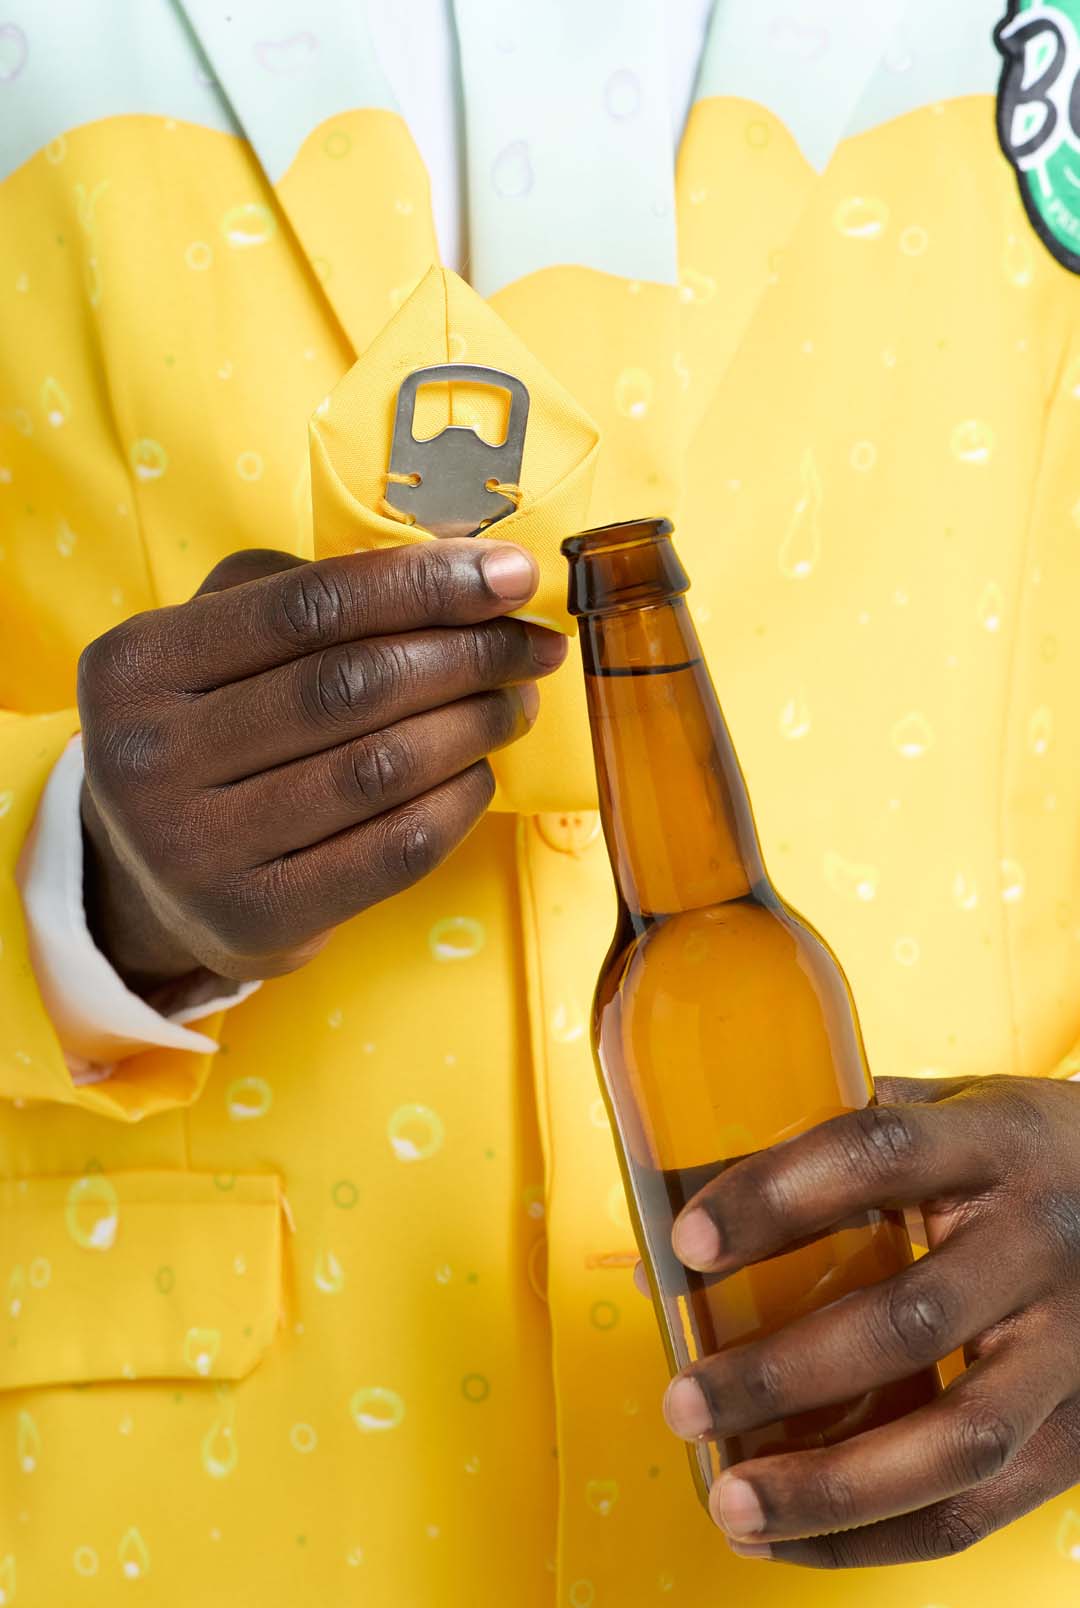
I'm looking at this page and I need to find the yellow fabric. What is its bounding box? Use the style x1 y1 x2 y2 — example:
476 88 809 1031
1 91 1080 1608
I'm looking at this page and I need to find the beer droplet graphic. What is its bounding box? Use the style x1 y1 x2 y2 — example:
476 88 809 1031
118 1528 150 1580
607 1181 631 1232
779 692 811 739
894 937 920 966
834 196 889 240
0 1555 13 1605
220 202 276 249
824 851 879 902
1003 231 1034 288
1000 859 1026 904
550 999 586 1043
614 367 654 420
290 1423 318 1453
183 1327 222 1377
184 241 213 271
605 67 642 120
491 140 534 199
41 377 70 427
778 450 823 579
891 713 934 759
1029 706 1053 756
73 1547 99 1578
130 439 167 481
350 1387 405 1433
201 1413 238 1479
313 1249 345 1294
952 872 979 911
16 1411 39 1473
7 1266 24 1318
585 1479 619 1517
387 1104 444 1162
226 1076 272 1120
27 1259 50 1289
951 420 995 465
569 1581 595 1608
589 1300 620 1331
461 1373 490 1403
428 916 485 961
65 1174 119 1251
977 582 1004 633
1056 1508 1080 1560
678 267 716 305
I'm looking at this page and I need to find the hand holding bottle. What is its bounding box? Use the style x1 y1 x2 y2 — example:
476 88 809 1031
662 1073 1080 1569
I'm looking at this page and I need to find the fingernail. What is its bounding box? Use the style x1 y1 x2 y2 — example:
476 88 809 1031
481 547 537 601
664 1376 713 1439
529 629 569 668
519 682 540 723
673 1208 721 1270
715 1477 766 1539
729 1542 772 1561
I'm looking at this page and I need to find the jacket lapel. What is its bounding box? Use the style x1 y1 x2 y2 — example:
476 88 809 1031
174 0 439 354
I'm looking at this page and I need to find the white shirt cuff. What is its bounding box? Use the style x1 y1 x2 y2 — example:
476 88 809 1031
16 737 260 1083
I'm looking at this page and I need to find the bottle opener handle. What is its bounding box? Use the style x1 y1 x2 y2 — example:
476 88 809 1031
384 364 530 538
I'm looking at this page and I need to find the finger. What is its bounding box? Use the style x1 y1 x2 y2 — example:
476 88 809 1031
702 1329 1067 1547
193 548 308 596
672 1097 1001 1274
874 1074 981 1107
188 619 565 784
221 686 538 861
229 762 495 961
757 1388 1080 1569
168 540 543 690
664 1221 1048 1444
633 1261 650 1298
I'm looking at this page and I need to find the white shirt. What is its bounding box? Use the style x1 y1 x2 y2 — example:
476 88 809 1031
16 0 716 1078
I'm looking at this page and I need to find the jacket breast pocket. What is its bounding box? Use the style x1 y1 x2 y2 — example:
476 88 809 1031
0 1171 283 1390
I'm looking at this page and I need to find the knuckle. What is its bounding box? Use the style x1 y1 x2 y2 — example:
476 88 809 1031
844 1104 918 1175
881 1275 953 1363
77 616 151 701
949 1405 1020 1487
305 644 382 726
393 809 448 884
341 730 411 810
914 1502 994 1561
408 545 458 620
276 568 347 647
805 1463 859 1532
739 1349 787 1417
480 689 522 750
1035 1193 1080 1268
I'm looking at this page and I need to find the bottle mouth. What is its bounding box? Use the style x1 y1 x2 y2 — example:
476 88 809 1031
560 516 674 560
562 516 686 617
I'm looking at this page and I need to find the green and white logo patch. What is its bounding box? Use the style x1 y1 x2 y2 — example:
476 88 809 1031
996 0 1080 273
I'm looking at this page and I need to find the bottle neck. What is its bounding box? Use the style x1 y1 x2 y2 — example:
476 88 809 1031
580 597 764 920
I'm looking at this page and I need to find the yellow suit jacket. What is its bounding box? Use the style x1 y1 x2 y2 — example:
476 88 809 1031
1 3 1079 1602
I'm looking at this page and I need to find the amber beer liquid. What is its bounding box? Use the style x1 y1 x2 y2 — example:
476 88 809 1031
562 518 939 1506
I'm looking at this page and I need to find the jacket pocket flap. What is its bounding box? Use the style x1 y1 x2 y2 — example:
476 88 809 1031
0 1171 283 1391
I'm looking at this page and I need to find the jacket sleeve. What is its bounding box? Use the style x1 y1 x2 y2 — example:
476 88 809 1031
1 709 227 1122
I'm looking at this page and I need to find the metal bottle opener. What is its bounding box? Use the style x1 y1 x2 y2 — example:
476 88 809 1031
384 363 530 538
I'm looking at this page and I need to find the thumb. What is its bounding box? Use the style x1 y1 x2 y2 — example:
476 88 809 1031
193 547 307 598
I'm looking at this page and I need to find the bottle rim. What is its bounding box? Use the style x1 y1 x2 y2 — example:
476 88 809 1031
560 516 674 560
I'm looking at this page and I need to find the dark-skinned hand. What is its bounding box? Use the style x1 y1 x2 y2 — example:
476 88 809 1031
645 1073 1080 1568
78 541 565 1005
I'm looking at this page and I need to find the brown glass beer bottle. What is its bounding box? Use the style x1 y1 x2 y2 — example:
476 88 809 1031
562 517 940 1507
